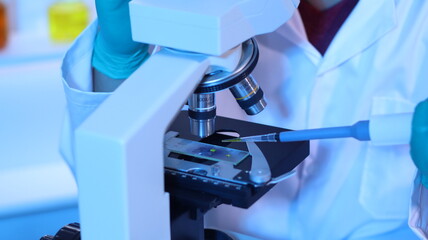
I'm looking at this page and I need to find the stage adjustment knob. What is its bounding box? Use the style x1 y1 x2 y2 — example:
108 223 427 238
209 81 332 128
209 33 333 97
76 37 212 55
40 222 80 240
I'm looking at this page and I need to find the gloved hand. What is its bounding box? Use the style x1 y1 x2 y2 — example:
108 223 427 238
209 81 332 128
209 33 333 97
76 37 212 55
411 98 428 188
92 0 149 80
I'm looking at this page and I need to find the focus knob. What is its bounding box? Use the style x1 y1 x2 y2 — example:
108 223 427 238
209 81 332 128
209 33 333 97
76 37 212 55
40 223 80 240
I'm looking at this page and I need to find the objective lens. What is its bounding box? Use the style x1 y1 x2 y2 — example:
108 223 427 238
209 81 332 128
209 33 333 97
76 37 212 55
188 93 216 138
229 75 266 115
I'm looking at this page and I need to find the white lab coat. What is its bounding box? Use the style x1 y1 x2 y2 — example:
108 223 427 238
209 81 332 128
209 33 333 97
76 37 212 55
61 0 428 239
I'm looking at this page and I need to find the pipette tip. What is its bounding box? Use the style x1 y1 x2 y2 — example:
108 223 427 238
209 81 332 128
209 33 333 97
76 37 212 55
222 138 243 142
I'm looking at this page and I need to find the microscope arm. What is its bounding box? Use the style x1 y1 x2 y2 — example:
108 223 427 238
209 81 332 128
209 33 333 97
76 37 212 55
75 49 210 240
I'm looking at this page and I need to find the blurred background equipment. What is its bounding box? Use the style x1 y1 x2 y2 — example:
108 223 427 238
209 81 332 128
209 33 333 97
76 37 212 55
0 1 94 240
48 0 89 42
0 0 8 49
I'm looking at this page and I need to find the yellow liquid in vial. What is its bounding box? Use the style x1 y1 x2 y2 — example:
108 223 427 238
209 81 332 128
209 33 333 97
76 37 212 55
0 2 7 49
48 1 89 43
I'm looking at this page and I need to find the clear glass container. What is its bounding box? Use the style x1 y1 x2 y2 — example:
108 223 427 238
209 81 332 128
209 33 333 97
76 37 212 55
48 0 89 43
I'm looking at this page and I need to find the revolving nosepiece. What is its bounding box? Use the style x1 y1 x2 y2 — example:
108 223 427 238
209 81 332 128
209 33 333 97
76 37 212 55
188 38 266 138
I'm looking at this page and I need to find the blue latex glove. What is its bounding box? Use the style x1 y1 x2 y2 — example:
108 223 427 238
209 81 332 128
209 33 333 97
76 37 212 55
92 0 149 79
411 98 428 188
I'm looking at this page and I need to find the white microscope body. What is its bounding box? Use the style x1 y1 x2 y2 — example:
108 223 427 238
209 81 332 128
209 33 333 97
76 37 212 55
75 1 299 239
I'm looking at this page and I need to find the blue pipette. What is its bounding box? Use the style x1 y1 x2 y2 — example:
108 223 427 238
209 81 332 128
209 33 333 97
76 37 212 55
222 120 371 143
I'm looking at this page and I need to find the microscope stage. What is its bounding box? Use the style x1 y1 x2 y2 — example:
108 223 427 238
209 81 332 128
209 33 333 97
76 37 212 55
164 111 309 209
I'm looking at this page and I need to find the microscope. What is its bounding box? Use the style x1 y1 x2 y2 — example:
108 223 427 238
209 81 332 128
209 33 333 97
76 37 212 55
42 0 309 239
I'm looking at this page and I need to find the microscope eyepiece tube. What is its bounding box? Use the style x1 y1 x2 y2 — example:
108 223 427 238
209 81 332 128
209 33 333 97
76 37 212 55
188 93 216 138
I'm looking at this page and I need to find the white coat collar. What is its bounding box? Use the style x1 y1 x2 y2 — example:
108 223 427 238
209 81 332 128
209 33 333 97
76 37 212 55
320 0 397 74
278 0 397 74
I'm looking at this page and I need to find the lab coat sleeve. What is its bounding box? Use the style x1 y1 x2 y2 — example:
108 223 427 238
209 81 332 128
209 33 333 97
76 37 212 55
410 173 428 239
60 20 112 172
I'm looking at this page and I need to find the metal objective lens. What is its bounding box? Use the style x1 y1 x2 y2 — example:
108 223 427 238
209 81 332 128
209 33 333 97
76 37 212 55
188 93 216 138
229 75 266 115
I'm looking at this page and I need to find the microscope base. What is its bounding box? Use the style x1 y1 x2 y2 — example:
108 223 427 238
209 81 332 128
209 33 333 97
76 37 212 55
170 193 232 240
